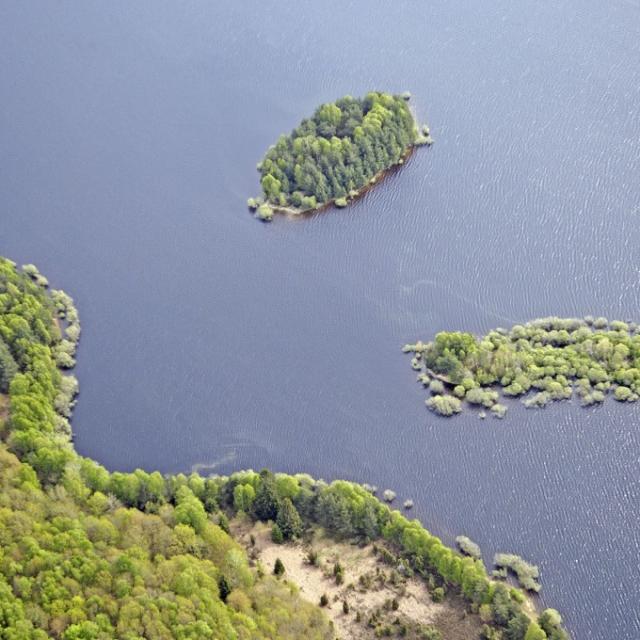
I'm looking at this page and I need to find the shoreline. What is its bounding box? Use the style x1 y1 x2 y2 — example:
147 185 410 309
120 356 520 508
270 144 418 218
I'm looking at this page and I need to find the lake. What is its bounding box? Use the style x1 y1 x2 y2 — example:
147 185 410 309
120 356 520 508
1 1 639 637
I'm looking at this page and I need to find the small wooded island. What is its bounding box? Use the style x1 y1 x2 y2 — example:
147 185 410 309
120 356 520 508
405 317 640 417
248 91 432 220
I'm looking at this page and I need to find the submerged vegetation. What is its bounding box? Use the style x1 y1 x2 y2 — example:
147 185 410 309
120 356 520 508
405 317 640 417
249 91 432 220
0 258 568 639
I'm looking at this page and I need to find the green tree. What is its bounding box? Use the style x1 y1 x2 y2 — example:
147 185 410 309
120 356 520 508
524 621 548 640
273 558 285 577
254 469 279 521
276 497 303 540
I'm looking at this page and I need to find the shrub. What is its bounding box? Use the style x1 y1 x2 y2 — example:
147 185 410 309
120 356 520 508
455 535 482 560
453 384 466 398
382 489 396 503
420 627 442 640
429 379 445 395
614 386 636 402
465 387 498 407
523 392 550 409
273 557 285 576
431 587 445 603
271 523 284 544
491 403 507 419
256 203 274 221
320 593 329 607
493 553 540 592
426 395 462 416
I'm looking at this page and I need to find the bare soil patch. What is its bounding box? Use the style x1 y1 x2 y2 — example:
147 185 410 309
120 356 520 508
232 519 483 640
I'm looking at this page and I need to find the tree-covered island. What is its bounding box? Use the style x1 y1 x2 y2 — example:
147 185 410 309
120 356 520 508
248 91 432 220
405 317 640 417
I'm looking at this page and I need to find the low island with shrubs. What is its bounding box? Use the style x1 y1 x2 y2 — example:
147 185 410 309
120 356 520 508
248 91 432 220
405 316 640 417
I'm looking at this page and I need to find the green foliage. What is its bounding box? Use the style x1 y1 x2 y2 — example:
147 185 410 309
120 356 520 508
456 535 482 560
407 316 640 417
524 621 548 640
0 337 18 392
271 522 284 544
276 497 303 540
494 553 541 592
273 557 285 576
425 394 462 416
431 587 445 603
420 627 442 640
256 92 418 210
233 482 256 512
256 203 274 221
254 468 280 521
538 609 568 640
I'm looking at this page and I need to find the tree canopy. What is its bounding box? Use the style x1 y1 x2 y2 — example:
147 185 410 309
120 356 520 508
405 316 640 417
252 92 422 213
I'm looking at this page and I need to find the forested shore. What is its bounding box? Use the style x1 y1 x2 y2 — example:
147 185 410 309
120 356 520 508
0 258 567 639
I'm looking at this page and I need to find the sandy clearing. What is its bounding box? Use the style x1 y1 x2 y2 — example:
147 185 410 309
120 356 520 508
233 519 483 640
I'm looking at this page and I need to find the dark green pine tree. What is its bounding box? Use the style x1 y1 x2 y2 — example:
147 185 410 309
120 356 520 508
217 575 231 602
276 497 303 540
253 468 279 521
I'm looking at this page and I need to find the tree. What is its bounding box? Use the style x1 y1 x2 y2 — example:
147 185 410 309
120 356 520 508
273 558 285 577
254 469 279 522
276 497 302 540
217 575 231 602
0 338 18 392
505 613 532 640
174 486 208 534
524 622 548 640
271 523 284 544
233 483 256 512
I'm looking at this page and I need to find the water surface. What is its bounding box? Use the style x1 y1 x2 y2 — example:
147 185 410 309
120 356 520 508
2 2 640 637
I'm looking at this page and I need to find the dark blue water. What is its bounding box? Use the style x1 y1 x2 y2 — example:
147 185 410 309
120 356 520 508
2 2 640 637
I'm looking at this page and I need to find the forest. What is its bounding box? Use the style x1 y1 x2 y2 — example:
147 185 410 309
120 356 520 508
248 92 430 219
0 258 567 639
405 317 640 417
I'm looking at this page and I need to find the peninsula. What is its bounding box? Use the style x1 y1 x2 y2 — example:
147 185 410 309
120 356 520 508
248 91 432 220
